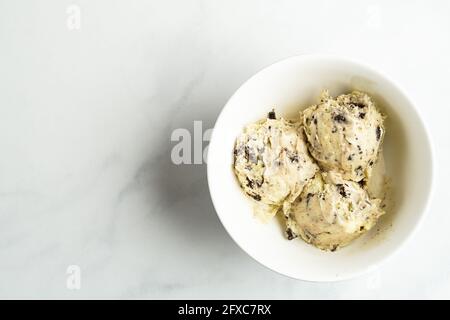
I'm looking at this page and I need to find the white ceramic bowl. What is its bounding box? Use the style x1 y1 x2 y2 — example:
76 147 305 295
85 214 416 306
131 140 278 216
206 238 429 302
207 55 434 282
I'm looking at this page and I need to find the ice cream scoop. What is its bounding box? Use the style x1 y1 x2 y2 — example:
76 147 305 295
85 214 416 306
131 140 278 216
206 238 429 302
303 91 385 182
234 111 319 220
284 171 384 251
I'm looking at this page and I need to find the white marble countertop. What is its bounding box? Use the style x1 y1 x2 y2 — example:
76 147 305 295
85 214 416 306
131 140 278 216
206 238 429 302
1 0 449 299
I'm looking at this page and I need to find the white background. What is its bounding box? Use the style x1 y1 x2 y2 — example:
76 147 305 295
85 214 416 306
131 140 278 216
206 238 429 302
0 0 449 299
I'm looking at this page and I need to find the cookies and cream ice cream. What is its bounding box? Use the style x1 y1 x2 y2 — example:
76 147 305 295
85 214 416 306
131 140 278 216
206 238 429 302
284 171 384 251
234 111 319 219
233 90 386 251
303 91 385 181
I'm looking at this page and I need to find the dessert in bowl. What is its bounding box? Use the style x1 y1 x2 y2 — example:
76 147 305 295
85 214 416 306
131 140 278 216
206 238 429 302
207 55 433 281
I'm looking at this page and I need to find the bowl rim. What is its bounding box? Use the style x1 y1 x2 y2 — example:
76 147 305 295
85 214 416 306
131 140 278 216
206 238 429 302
207 53 435 282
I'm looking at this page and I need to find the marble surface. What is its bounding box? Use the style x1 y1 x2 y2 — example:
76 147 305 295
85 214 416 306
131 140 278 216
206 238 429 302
1 0 449 299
